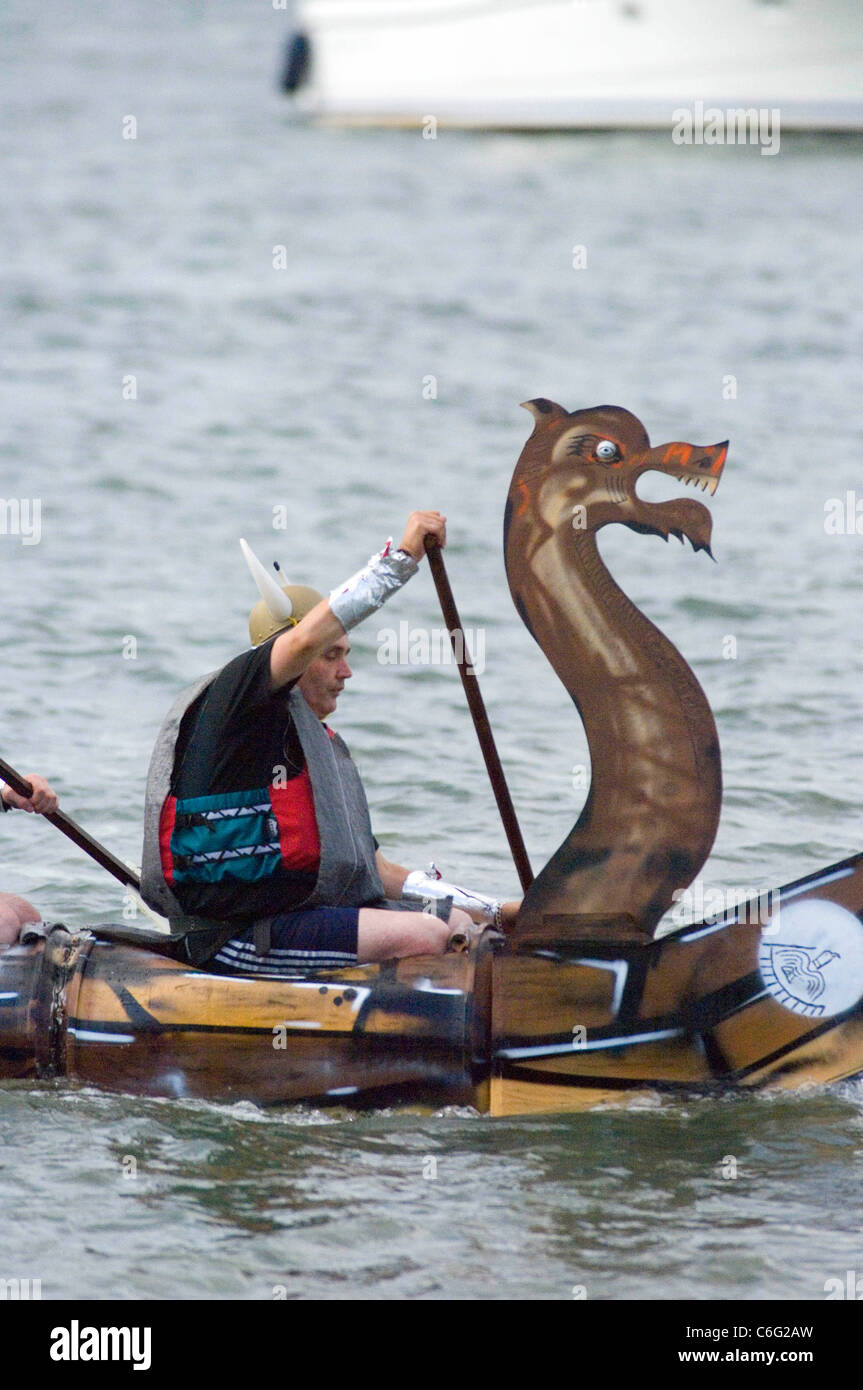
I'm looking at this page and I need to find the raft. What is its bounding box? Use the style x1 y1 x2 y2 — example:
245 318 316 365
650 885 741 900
4 848 863 1114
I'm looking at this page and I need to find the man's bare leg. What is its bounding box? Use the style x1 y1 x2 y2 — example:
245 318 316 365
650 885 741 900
0 894 40 947
357 906 474 962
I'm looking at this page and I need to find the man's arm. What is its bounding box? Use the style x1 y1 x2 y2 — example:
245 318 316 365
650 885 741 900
375 850 411 900
268 510 446 691
375 850 521 926
268 597 350 692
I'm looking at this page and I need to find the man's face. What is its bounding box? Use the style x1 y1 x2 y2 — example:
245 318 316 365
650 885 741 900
298 635 353 719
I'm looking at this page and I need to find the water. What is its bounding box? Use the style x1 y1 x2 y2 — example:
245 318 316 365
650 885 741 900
2 1 863 1300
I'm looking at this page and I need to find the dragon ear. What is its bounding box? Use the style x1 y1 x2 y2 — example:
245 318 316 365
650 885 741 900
520 398 569 425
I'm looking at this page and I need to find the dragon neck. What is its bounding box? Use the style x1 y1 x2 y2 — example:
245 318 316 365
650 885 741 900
513 523 721 935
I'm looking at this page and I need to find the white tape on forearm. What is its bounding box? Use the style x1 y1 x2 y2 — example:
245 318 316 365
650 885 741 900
402 869 501 924
329 540 419 632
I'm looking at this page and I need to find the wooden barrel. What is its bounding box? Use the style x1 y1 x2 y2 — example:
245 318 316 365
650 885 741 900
0 923 498 1108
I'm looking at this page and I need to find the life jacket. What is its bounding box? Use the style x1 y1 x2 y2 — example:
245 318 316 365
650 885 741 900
140 671 385 962
159 755 322 890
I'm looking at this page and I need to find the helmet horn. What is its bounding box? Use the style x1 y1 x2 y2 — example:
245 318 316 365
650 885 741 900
239 538 294 621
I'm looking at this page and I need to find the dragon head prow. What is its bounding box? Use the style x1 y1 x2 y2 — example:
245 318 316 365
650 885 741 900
514 401 728 555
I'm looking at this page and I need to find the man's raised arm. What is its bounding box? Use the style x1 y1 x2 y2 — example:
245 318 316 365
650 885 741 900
269 510 446 691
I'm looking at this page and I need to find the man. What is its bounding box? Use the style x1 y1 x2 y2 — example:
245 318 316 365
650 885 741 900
141 511 518 973
0 773 60 945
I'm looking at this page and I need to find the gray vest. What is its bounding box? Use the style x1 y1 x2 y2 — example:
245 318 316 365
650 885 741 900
140 669 385 958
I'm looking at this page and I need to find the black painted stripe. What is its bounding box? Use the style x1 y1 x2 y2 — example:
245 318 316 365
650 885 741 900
495 1061 725 1093
67 1015 343 1039
730 1007 863 1081
616 950 650 1024
684 972 767 1029
497 972 767 1054
113 984 162 1030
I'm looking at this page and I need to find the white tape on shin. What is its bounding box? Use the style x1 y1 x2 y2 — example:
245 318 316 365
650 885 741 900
329 541 419 632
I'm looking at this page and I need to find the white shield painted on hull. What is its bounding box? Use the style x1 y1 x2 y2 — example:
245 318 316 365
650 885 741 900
759 899 863 1019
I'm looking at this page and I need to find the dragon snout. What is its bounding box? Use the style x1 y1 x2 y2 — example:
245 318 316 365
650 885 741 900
644 439 728 494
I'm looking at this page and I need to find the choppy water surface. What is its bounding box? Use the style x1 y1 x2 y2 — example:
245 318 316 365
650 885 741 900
2 2 863 1299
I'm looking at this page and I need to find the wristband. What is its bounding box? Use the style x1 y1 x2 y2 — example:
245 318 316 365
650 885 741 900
329 539 418 633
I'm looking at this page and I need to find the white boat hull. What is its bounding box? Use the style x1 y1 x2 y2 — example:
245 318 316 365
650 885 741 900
289 0 863 130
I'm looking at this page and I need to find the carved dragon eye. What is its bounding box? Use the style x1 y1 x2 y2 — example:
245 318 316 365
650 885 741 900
595 439 620 462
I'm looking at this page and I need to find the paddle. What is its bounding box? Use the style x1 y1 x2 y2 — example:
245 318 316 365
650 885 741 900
423 537 534 891
0 756 141 892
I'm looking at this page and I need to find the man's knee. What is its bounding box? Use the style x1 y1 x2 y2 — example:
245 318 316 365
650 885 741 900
0 894 39 946
357 909 452 962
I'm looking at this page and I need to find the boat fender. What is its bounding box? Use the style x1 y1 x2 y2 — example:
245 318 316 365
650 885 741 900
281 32 311 95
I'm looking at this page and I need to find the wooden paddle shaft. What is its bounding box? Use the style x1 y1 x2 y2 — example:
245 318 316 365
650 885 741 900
0 756 141 891
423 538 533 892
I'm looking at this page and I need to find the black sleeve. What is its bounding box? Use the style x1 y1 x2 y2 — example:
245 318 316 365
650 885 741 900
173 643 298 797
209 642 283 719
